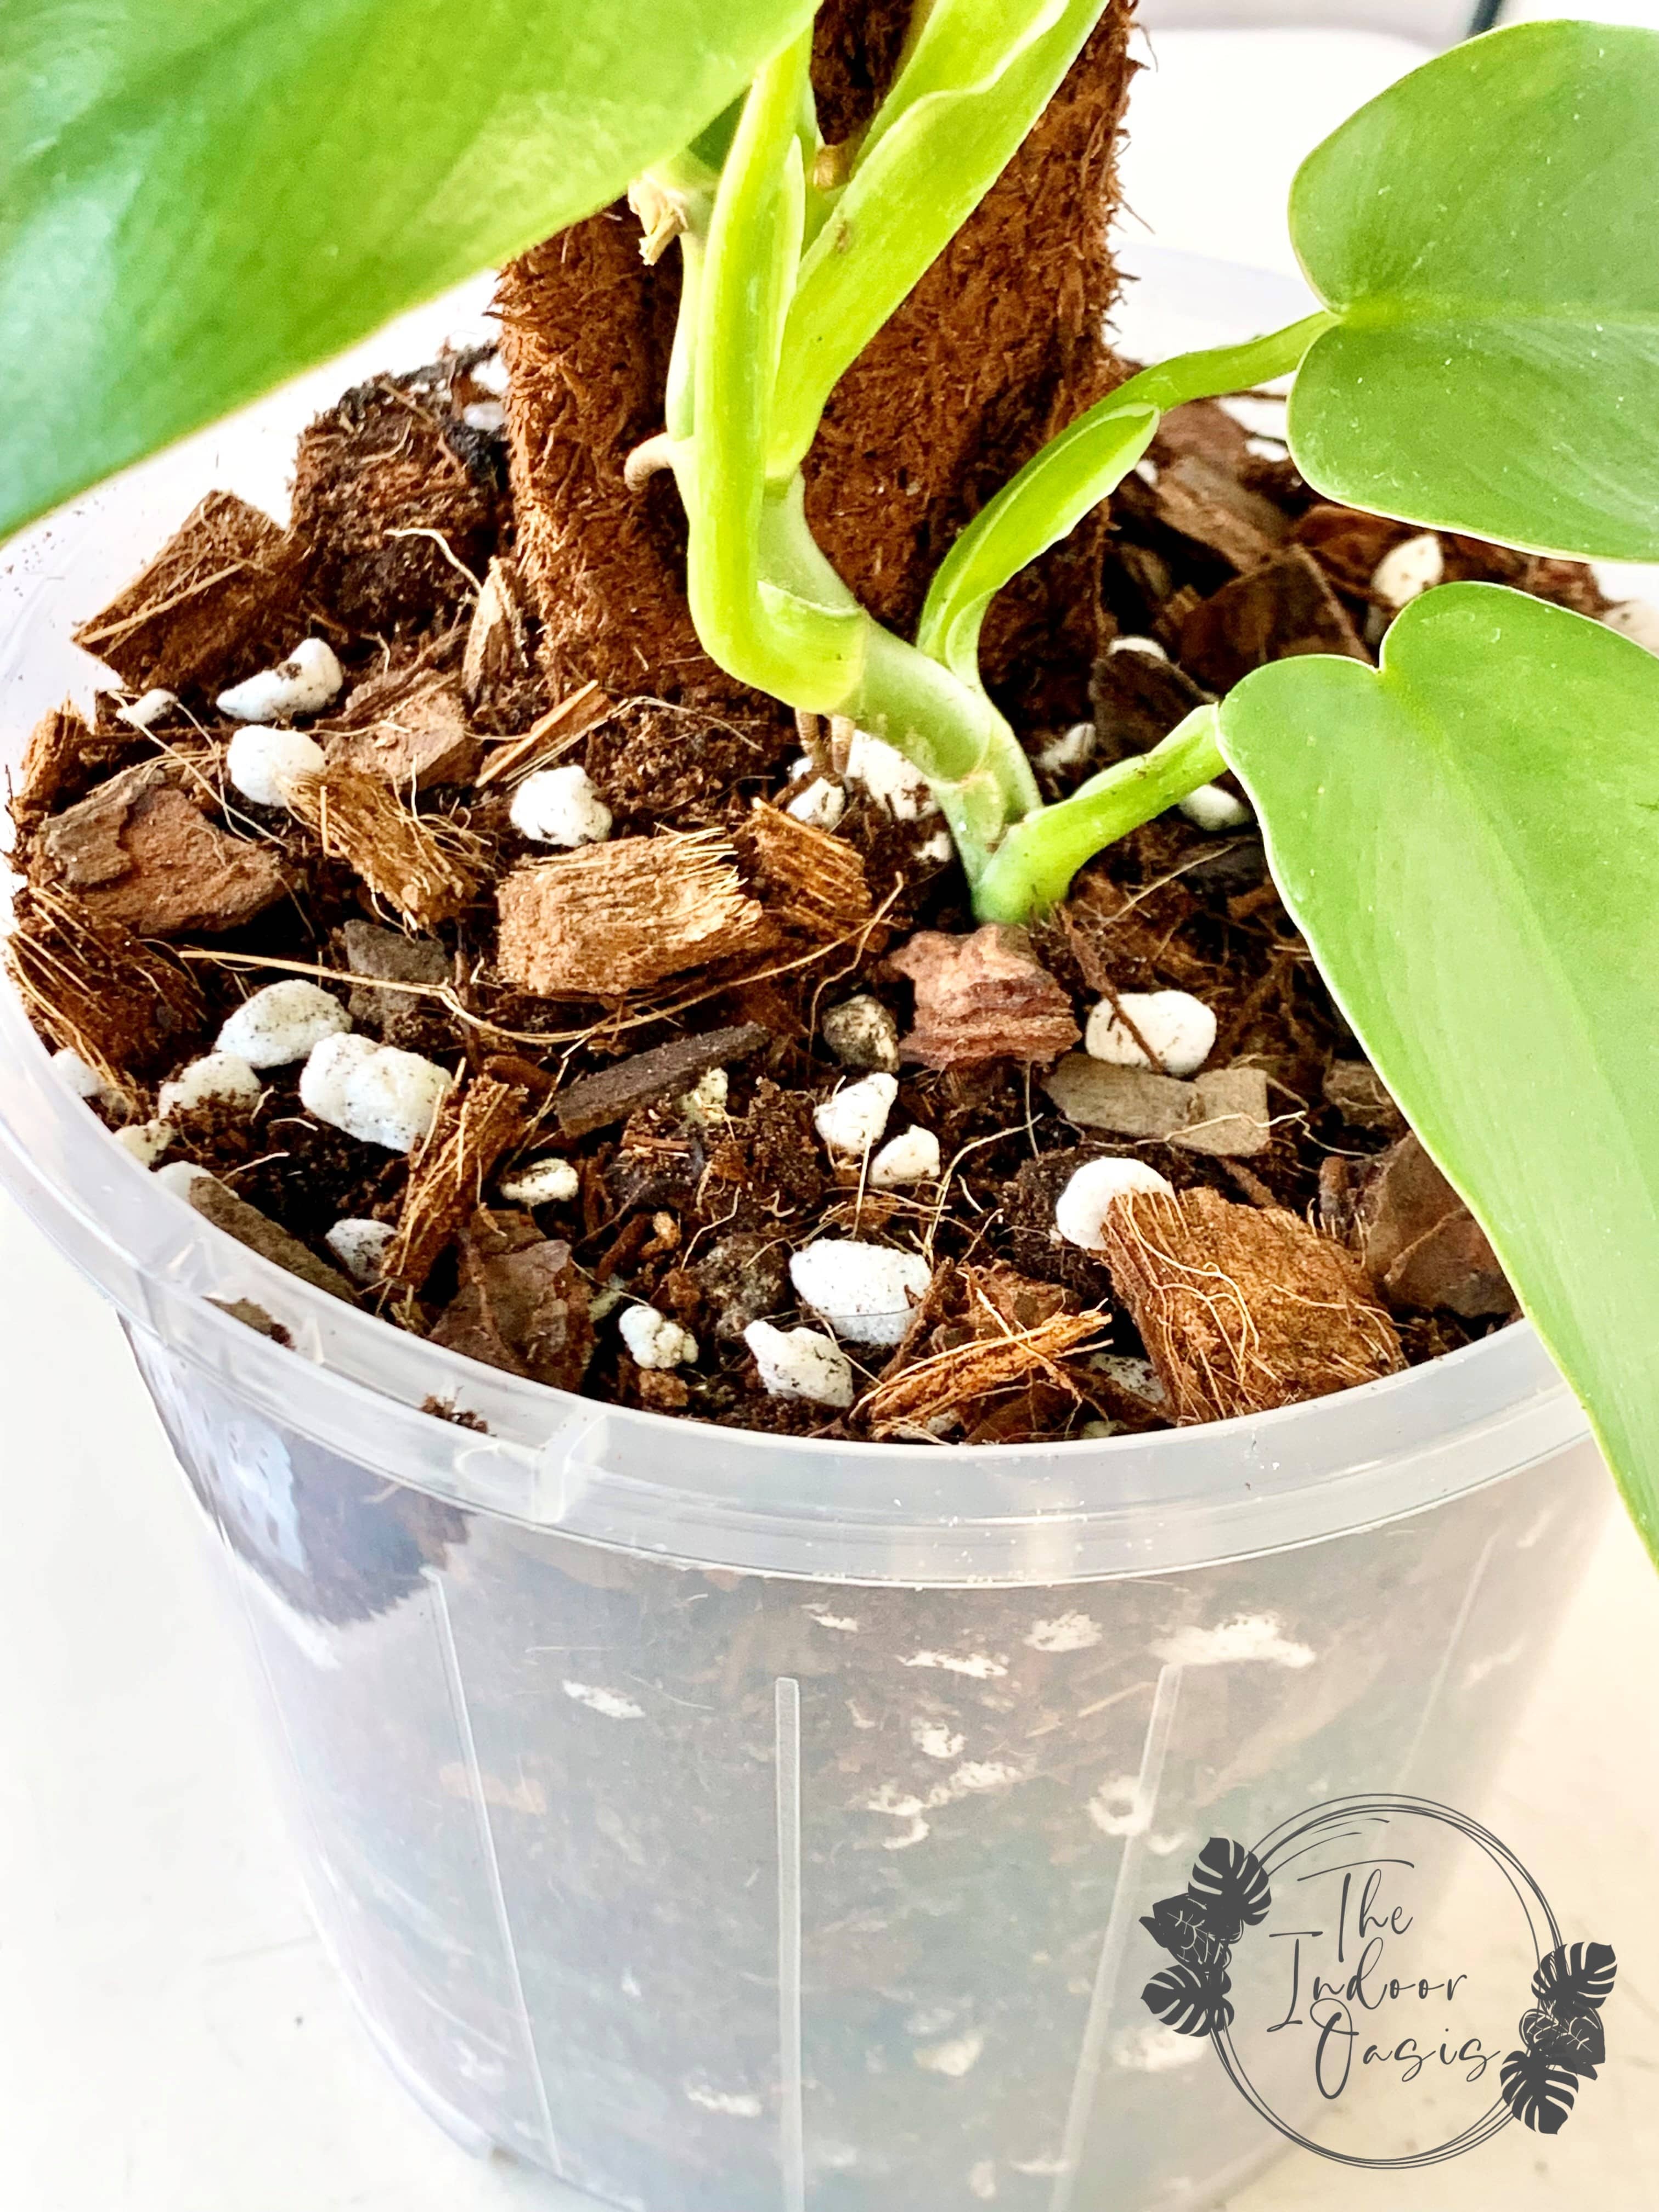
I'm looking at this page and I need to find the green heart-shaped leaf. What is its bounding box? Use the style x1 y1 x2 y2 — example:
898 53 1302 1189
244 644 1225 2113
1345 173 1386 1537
1288 21 1659 561
1218 584 1659 1560
0 0 815 539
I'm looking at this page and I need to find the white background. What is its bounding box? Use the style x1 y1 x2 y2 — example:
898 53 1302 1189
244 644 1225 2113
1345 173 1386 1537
4 11 1659 2209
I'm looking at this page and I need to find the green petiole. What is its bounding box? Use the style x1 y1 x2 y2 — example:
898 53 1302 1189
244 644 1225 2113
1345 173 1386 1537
974 705 1227 922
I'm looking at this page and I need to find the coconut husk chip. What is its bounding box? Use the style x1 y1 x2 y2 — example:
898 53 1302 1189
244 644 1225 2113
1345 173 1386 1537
12 702 97 830
1094 1185 1404 1424
4 884 205 1084
383 1075 529 1290
290 761 483 929
71 492 305 695
495 830 774 998
861 1265 1109 1438
325 670 482 790
734 798 872 940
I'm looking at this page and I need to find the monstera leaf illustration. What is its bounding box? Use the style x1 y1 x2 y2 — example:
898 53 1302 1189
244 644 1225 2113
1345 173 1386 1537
1500 2046 1579 2135
1521 2003 1606 2079
1532 1942 1618 2016
1185 1837 1272 1945
1142 1961 1235 2038
1140 1893 1231 1972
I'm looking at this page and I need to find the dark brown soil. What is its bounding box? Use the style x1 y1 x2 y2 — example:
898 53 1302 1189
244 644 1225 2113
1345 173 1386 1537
12 321 1621 1450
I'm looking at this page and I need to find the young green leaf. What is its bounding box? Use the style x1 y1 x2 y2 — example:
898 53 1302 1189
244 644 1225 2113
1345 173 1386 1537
1218 585 1659 1561
768 0 1109 479
1287 20 1659 561
0 0 816 540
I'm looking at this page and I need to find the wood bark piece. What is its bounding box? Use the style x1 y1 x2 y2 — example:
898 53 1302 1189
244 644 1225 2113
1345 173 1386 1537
340 919 450 1048
39 760 287 936
4 885 206 1084
1153 456 1290 574
1293 504 1414 597
1327 1133 1514 1319
1181 546 1370 693
182 1173 358 1302
1094 1186 1404 1424
290 763 483 929
891 926 1080 1068
429 1210 594 1390
496 1 1135 724
1042 1055 1272 1157
1322 1059 1407 1137
71 492 304 695
1090 650 1212 766
495 832 773 998
734 799 872 940
384 1075 528 1290
552 1023 768 1138
326 670 482 789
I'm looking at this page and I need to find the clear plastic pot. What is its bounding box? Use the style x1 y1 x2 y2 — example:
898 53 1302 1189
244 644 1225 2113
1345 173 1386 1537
0 252 1612 2210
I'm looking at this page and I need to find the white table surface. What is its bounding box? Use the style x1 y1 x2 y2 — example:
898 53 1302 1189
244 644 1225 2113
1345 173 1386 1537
5 16 1659 2210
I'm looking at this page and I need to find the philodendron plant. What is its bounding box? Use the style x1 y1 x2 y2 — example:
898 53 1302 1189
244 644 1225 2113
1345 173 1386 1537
7 10 1659 1553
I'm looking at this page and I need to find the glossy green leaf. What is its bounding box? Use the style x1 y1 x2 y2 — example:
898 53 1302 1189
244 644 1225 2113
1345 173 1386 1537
1288 20 1659 561
1218 584 1659 1561
0 0 816 539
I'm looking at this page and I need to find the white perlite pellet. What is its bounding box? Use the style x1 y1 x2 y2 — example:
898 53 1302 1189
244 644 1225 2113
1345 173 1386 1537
509 763 612 847
217 980 351 1069
225 725 327 811
157 1053 262 1118
814 1071 897 1156
217 637 344 723
743 1320 856 1409
1054 1157 1174 1253
50 1047 112 1104
498 1156 580 1207
869 1125 941 1188
1036 722 1096 775
1179 781 1252 832
154 1159 213 1198
1085 990 1216 1077
822 995 900 1073
785 776 846 831
325 1218 397 1284
300 1032 452 1153
619 1304 698 1371
844 729 938 820
1371 532 1444 610
679 1067 729 1125
789 1239 931 1348
116 1119 174 1167
118 687 177 732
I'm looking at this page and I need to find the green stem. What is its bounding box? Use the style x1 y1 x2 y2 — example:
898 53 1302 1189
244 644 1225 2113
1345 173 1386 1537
918 314 1337 685
974 706 1227 922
